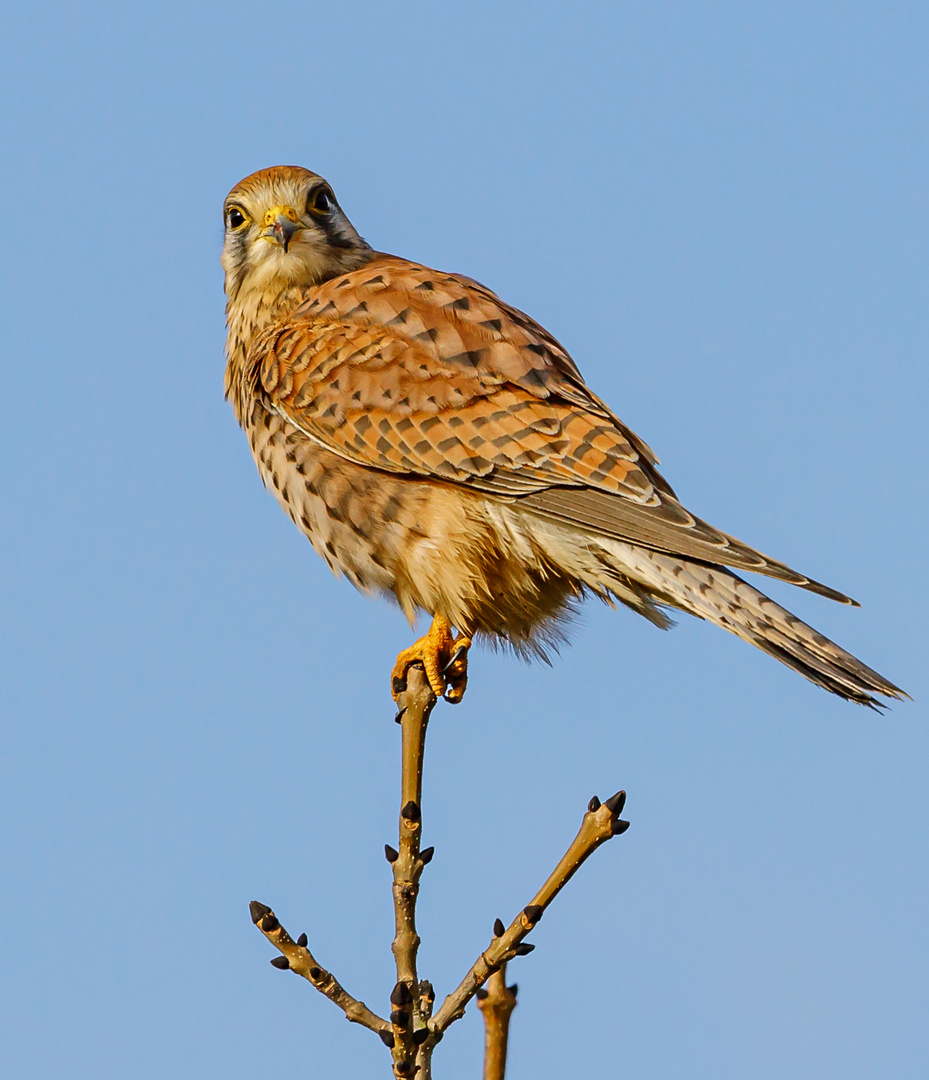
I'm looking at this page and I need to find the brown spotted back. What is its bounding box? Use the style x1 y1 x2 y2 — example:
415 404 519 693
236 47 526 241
253 255 661 498
247 254 851 598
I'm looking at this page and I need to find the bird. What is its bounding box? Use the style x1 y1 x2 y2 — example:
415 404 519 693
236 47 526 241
222 165 904 708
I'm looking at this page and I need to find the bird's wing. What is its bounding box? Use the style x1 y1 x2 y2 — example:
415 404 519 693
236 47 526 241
250 254 853 603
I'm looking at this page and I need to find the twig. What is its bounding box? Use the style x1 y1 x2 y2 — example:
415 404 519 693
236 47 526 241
246 665 630 1077
389 664 439 1077
431 791 630 1033
248 900 390 1036
477 964 518 1080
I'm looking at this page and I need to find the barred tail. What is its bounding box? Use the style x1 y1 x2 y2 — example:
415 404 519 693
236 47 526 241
591 541 906 708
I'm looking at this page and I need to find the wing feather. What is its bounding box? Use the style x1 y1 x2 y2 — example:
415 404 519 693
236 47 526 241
249 254 853 604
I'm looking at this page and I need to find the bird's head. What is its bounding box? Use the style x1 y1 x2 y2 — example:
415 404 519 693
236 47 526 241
221 166 372 300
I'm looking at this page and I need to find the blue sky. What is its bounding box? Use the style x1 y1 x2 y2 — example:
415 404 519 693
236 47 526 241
2 3 927 1077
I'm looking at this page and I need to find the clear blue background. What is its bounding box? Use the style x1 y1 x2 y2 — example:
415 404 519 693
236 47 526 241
2 3 926 1077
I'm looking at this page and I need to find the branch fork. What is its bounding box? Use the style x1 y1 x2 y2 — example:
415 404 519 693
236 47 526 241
249 660 631 1078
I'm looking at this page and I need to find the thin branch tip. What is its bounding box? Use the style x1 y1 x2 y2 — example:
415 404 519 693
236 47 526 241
478 966 519 1080
250 902 388 1034
432 780 630 1035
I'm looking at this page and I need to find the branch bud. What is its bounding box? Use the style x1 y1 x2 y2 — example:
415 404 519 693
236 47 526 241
604 790 626 816
248 901 271 924
385 844 400 863
588 795 601 812
492 917 505 938
270 956 290 970
522 904 542 926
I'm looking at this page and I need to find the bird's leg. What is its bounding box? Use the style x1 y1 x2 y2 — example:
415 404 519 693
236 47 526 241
392 614 472 704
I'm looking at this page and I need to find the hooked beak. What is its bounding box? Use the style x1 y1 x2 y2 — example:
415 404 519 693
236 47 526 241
263 205 300 253
273 217 297 253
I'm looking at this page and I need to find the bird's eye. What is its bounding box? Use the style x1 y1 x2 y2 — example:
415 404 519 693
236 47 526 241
309 188 333 215
226 207 248 230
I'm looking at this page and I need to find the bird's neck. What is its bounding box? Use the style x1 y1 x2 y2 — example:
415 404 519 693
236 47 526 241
223 282 308 425
223 249 376 425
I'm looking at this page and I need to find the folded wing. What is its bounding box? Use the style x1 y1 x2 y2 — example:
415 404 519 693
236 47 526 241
250 254 855 605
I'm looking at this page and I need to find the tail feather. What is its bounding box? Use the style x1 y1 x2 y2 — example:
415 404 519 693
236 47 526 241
589 540 905 707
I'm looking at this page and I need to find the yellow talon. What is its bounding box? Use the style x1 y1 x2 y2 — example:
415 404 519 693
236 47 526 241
391 614 472 703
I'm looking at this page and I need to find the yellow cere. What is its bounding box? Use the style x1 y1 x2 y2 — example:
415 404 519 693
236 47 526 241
263 205 300 226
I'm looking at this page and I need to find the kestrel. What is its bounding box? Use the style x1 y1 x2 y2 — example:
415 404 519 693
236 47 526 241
222 166 903 708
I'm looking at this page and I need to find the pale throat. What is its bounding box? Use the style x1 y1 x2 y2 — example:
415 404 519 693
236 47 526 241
226 281 306 355
223 242 373 420
223 279 308 423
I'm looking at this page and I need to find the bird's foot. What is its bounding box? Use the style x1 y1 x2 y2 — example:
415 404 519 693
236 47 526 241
392 615 471 704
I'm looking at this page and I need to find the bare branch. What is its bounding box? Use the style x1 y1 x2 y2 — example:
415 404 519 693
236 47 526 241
478 965 518 1080
246 667 630 1077
431 792 630 1033
248 900 390 1037
389 664 440 1076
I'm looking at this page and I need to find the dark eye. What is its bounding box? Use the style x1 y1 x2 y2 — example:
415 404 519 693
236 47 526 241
310 188 333 214
226 207 248 230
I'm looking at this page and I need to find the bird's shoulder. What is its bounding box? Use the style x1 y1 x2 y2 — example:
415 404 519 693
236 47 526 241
249 253 662 468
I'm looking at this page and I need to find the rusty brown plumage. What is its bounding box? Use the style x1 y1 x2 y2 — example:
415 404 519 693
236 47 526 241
222 166 905 707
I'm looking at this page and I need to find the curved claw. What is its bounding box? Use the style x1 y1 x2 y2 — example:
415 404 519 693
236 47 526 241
443 643 469 674
442 639 471 704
